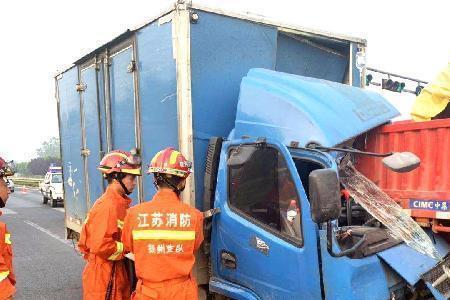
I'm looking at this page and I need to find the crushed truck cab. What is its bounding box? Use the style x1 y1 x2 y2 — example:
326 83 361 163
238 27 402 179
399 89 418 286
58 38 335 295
55 2 449 299
206 69 449 300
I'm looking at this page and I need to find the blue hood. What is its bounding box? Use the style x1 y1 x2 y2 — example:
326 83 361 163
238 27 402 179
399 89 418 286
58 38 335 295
234 69 400 147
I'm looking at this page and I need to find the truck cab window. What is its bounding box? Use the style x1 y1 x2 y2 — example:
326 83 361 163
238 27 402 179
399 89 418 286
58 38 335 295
228 145 302 244
292 158 324 199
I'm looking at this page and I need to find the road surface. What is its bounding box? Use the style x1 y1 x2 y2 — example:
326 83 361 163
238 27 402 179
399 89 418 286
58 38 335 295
1 188 84 299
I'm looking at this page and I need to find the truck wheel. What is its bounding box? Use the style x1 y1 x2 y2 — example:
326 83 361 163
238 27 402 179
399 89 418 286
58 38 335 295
51 194 57 207
43 196 48 204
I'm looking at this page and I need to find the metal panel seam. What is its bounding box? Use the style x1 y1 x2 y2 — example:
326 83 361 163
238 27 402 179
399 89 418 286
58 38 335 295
79 66 91 210
173 5 195 206
132 33 144 203
54 77 69 234
348 43 353 86
94 56 106 193
103 49 113 152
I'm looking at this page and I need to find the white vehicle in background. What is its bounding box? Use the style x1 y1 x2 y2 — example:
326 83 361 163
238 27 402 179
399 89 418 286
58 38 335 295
5 178 14 193
40 166 64 207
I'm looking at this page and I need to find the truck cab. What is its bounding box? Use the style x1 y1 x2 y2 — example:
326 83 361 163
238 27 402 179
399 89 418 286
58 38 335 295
40 166 64 207
204 70 449 300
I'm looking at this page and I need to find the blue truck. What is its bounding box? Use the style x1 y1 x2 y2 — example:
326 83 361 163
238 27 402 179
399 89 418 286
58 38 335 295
55 2 450 299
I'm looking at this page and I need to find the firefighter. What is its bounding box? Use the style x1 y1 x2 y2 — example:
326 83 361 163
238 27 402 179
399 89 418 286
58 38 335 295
79 150 141 300
0 157 16 300
121 148 204 300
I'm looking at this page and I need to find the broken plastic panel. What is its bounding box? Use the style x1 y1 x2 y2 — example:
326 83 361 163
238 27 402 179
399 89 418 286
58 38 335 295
339 159 441 260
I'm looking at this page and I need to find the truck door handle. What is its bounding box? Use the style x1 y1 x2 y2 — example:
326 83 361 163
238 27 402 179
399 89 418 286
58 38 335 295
221 250 236 269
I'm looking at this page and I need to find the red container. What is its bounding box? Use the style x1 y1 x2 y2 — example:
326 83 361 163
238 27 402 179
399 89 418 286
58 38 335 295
355 118 450 233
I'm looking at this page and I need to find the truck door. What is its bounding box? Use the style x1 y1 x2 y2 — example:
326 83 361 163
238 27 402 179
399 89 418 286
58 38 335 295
79 62 105 208
211 138 328 300
108 45 140 204
56 67 87 233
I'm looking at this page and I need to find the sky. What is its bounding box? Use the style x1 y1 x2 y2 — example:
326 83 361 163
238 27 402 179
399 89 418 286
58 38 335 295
0 0 448 162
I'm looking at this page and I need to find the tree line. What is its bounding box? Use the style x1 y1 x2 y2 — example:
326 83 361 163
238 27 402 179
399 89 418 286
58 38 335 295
16 137 61 176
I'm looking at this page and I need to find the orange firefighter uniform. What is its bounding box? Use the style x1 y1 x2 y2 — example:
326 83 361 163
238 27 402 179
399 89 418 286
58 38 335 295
122 189 204 300
0 213 15 300
0 157 16 300
78 185 132 300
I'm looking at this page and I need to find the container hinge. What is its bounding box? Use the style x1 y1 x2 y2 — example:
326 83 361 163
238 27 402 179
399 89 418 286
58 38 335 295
81 148 91 156
127 60 136 73
76 83 87 92
103 57 111 67
94 57 101 71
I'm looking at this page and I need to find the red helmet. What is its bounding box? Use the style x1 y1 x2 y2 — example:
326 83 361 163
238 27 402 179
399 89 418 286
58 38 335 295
98 150 141 176
147 148 192 178
0 157 15 177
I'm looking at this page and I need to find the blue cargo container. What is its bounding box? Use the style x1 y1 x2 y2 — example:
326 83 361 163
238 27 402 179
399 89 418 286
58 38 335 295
55 2 449 299
56 2 366 234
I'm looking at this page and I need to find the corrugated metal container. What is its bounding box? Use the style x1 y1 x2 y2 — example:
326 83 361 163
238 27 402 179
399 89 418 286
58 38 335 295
355 118 450 233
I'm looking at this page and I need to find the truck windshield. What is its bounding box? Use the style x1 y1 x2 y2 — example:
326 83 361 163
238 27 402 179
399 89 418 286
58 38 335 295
52 174 63 183
339 159 441 260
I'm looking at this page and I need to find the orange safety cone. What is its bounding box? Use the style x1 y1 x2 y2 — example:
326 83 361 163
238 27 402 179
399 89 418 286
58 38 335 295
21 185 28 194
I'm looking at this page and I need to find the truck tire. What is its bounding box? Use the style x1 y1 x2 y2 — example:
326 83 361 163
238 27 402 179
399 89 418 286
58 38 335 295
51 193 57 207
43 195 48 204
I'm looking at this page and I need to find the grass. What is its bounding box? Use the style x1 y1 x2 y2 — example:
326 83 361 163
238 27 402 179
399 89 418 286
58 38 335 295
11 177 42 188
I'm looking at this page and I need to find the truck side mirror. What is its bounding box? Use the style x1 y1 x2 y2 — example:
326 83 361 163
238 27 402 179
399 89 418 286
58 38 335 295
382 152 420 173
309 169 341 223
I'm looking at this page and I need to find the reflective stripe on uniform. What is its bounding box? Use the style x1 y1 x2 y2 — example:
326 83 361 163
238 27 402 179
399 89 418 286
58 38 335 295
117 220 124 230
108 241 124 261
0 271 10 282
132 230 195 241
5 233 11 245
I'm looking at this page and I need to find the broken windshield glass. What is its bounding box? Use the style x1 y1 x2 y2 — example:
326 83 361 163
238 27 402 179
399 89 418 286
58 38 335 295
339 158 441 261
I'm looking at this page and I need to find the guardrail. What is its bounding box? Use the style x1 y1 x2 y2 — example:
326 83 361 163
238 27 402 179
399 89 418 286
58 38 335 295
11 177 42 188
